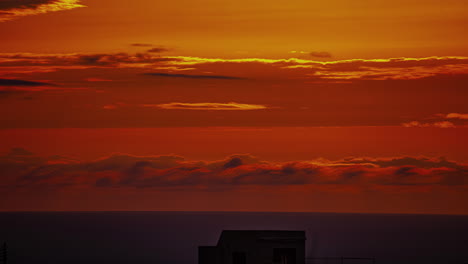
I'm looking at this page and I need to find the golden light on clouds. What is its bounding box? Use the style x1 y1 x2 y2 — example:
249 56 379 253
0 0 85 22
1 0 468 214
446 113 468 120
146 102 269 111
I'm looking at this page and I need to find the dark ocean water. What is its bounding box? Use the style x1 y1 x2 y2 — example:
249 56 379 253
0 211 467 264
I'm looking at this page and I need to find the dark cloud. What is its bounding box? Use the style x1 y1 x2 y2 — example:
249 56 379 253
130 43 153 47
0 78 62 99
0 53 178 68
0 78 54 87
8 147 35 156
95 177 112 187
1 149 466 190
223 157 244 169
84 154 185 172
147 47 170 53
341 156 463 169
144 73 246 80
0 0 52 9
310 51 332 58
0 0 84 21
75 53 160 66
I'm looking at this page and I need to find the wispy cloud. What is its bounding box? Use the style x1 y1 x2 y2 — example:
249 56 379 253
402 113 468 128
0 78 54 87
144 72 245 80
446 113 468 120
130 43 153 47
289 51 332 58
1 53 468 81
402 121 456 128
309 51 332 58
147 47 170 53
0 53 177 69
145 102 269 111
102 102 128 110
0 78 59 97
0 0 85 21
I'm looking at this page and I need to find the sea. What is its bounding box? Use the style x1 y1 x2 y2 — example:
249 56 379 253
0 211 467 264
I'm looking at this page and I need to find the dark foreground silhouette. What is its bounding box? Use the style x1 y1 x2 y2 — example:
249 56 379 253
1 212 468 264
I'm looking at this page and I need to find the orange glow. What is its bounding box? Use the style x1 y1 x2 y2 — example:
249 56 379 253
0 0 467 213
148 102 269 111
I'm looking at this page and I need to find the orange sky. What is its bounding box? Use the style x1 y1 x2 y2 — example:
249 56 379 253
0 0 467 213
1 0 468 58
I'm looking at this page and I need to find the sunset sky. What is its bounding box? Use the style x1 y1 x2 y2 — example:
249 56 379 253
0 0 467 214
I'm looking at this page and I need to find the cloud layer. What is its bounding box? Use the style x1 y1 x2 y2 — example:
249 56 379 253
1 52 467 128
446 113 468 120
402 113 468 128
0 0 84 21
1 53 468 81
144 72 245 79
147 102 269 111
402 121 456 128
1 149 466 191
0 78 53 87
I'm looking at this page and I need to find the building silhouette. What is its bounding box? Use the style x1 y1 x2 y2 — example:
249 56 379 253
199 230 306 264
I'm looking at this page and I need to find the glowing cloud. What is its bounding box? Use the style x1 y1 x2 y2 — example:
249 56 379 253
1 53 468 81
145 102 269 111
402 121 456 128
446 113 468 120
0 0 85 22
309 51 332 58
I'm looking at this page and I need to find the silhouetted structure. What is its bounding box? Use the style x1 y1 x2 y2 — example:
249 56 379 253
0 242 7 264
199 230 306 264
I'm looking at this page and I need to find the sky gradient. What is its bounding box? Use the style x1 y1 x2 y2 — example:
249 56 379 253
0 0 467 214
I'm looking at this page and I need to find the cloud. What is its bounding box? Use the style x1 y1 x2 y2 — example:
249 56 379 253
446 113 468 120
310 51 332 58
289 51 332 58
0 0 85 21
0 78 54 86
402 113 468 128
102 102 128 110
289 51 309 54
130 43 153 47
145 102 269 111
0 78 87 97
103 104 119 110
100 102 270 111
1 53 468 81
402 121 456 128
147 47 170 53
0 78 61 97
143 72 245 80
1 150 466 190
339 156 463 169
167 56 468 81
0 53 178 69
